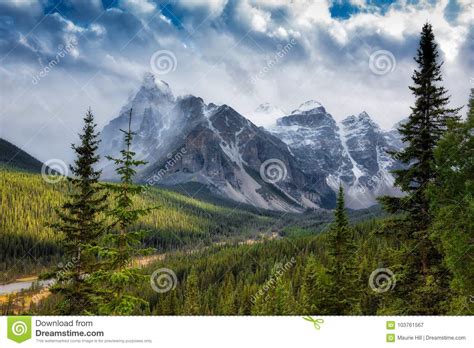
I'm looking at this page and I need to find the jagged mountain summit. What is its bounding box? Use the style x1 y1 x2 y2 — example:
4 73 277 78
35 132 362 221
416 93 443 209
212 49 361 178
100 74 335 212
290 100 324 115
100 74 403 211
269 104 403 209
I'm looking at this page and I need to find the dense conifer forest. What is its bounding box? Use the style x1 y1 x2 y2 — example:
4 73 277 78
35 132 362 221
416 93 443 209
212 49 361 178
0 166 275 282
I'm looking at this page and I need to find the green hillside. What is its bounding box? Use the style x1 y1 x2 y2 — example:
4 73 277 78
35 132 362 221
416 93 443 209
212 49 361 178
0 167 275 281
137 219 391 315
0 165 391 283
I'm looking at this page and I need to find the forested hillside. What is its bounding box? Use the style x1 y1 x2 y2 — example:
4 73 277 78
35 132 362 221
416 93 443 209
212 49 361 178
0 166 274 281
0 139 46 173
33 212 471 315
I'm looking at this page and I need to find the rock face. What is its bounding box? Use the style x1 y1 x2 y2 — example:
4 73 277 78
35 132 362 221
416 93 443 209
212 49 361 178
269 105 403 209
99 74 403 211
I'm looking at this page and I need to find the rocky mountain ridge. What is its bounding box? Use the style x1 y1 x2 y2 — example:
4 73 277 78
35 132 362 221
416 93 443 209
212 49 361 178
99 74 403 211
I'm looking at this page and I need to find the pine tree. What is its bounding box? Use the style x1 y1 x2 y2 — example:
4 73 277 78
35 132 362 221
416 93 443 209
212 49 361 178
379 23 460 313
299 255 331 314
47 109 107 315
218 273 236 314
94 109 156 315
274 279 296 315
428 90 474 314
325 186 360 314
183 268 200 315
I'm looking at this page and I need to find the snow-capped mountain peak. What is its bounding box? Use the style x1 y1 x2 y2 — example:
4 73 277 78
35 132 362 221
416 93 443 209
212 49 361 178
291 100 324 114
100 80 334 212
100 80 403 212
270 105 403 209
140 72 174 102
342 111 380 130
252 103 286 126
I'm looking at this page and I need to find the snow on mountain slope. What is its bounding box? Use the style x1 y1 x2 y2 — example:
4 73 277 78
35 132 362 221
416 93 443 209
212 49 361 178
254 103 285 118
269 107 404 209
100 75 335 212
251 103 286 126
100 74 402 211
268 103 354 181
291 100 323 114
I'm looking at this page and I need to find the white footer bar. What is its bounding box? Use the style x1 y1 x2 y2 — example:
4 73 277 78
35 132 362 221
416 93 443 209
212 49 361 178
1 316 472 347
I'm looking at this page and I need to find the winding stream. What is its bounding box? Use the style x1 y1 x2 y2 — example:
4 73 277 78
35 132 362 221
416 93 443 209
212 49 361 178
0 279 52 296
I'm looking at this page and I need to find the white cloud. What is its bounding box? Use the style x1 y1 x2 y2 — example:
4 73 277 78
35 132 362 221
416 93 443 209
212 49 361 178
0 0 471 163
176 0 228 16
235 0 271 33
349 0 367 7
120 0 157 15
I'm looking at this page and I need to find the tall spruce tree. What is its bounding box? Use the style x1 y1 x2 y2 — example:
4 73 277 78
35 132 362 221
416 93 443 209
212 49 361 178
379 23 460 313
428 90 474 314
95 109 155 315
325 186 360 314
48 109 107 315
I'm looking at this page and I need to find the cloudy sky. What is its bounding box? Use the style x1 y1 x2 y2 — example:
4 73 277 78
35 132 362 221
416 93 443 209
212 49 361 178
0 0 472 163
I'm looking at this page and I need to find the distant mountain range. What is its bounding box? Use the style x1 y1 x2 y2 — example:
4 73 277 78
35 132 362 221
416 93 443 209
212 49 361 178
99 73 404 212
267 103 404 209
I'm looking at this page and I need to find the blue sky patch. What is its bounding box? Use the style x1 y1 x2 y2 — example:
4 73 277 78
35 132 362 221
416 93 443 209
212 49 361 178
330 0 402 19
